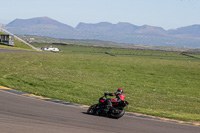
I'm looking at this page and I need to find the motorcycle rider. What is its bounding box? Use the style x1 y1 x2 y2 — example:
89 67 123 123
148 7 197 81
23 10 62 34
104 88 125 112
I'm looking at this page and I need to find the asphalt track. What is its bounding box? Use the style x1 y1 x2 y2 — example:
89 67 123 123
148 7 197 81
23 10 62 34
0 89 200 133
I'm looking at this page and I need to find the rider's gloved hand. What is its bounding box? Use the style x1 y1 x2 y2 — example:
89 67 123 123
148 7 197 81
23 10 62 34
104 93 108 96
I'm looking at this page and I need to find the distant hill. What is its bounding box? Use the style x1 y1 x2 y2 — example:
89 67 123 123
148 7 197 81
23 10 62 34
5 17 77 38
168 25 200 38
6 17 74 30
3 17 200 48
76 22 166 35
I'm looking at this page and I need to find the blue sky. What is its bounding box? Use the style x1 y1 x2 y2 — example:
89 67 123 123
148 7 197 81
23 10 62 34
0 0 200 30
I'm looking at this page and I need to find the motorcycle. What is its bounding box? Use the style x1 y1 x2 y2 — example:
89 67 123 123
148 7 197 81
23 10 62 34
87 94 129 119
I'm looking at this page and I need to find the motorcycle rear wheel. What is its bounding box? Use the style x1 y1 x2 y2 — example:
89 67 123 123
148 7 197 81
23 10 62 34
110 107 125 119
87 104 97 114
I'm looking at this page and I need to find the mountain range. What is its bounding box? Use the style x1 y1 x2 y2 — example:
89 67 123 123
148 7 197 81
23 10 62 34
3 17 200 48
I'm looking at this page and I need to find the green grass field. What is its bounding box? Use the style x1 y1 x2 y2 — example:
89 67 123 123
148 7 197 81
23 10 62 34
0 43 200 121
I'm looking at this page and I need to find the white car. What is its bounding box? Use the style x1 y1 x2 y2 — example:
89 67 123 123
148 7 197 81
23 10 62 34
41 46 60 52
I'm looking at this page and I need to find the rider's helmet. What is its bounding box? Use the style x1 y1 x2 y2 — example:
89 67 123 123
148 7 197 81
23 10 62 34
117 88 123 94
